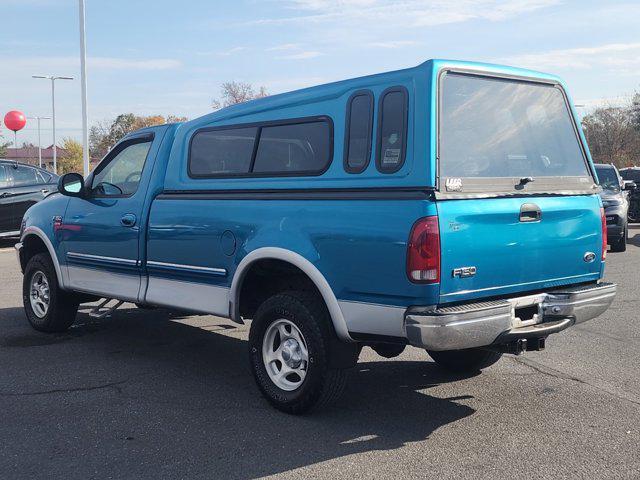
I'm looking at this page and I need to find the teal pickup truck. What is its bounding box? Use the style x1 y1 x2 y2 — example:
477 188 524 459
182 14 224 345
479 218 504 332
16 60 616 413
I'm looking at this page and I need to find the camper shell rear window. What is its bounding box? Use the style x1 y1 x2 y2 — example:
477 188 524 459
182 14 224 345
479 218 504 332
438 71 594 196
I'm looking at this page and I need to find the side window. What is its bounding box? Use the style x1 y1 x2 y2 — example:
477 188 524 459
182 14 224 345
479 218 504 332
12 166 39 187
91 139 152 197
36 171 52 184
253 121 331 175
344 91 373 173
0 165 8 188
189 127 257 177
376 86 408 173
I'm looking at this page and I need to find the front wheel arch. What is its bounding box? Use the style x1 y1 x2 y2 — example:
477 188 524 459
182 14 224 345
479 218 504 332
20 228 65 288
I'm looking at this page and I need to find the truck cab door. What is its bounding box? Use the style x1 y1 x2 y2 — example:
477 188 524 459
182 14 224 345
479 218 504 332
0 164 16 234
61 132 157 301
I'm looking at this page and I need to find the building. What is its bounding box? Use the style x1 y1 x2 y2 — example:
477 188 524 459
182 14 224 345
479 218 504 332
2 145 101 172
3 145 64 171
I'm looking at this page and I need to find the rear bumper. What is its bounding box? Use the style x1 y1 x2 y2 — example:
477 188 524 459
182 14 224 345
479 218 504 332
404 282 616 351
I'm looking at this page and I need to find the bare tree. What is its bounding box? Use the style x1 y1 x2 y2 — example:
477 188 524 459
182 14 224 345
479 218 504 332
90 114 189 159
212 81 268 110
582 101 640 168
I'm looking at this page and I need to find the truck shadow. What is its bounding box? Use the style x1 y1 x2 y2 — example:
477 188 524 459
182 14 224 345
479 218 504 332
0 306 476 479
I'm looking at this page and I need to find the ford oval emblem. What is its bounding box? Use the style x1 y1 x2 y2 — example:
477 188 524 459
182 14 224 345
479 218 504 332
583 252 596 263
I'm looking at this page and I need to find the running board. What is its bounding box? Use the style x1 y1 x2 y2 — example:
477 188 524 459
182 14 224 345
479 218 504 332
88 298 124 319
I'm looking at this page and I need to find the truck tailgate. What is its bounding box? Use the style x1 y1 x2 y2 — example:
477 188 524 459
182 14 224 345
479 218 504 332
436 195 603 304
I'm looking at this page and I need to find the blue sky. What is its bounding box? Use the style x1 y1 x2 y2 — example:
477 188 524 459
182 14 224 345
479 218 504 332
2 0 639 146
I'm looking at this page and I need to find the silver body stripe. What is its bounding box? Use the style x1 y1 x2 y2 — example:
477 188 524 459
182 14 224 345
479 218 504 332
146 260 226 275
66 252 138 265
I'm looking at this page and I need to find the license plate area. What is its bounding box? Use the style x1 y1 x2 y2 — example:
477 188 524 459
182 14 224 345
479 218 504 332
509 294 544 328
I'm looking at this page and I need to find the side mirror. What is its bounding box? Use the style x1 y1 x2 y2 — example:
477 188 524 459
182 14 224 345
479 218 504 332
623 180 637 191
58 173 85 197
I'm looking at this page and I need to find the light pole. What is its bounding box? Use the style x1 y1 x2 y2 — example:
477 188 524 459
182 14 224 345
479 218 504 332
79 0 89 176
32 75 73 174
26 116 51 169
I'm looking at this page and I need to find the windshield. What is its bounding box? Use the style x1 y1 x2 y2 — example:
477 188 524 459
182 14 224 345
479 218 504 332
595 166 620 190
440 73 590 187
621 169 640 182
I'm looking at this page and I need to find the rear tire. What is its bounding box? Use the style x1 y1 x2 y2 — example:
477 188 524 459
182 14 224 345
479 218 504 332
23 253 78 333
427 348 502 373
249 291 346 414
610 228 627 252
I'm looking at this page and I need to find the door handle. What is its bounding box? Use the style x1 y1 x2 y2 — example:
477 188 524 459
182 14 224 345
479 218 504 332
0 192 11 198
120 213 137 227
520 203 542 222
40 189 49 195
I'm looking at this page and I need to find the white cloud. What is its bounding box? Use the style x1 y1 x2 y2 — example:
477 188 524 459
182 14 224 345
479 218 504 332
213 46 246 57
498 42 640 74
366 40 420 49
89 57 182 70
266 43 303 51
276 51 324 60
243 0 560 28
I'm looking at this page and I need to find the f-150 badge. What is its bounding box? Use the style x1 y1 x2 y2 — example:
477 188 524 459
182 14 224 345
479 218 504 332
452 266 477 278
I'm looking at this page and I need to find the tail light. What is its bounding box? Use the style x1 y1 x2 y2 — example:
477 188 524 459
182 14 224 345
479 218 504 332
600 207 607 260
407 216 440 283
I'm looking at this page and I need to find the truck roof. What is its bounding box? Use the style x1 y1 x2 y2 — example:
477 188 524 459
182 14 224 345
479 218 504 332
186 59 564 128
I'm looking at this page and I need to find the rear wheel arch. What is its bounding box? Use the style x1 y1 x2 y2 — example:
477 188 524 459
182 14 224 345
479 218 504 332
230 247 353 342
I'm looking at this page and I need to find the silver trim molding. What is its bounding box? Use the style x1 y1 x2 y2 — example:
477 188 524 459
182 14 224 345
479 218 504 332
146 260 227 275
66 252 138 265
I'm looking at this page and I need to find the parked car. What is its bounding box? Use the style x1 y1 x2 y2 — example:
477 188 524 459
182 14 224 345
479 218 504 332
619 167 640 223
15 60 616 414
0 160 58 237
594 163 635 252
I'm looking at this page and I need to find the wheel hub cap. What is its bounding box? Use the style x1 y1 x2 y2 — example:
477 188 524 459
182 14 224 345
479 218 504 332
280 338 303 369
262 319 309 391
29 271 50 319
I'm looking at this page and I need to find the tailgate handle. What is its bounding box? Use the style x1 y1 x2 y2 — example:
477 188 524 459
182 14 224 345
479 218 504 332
520 203 541 222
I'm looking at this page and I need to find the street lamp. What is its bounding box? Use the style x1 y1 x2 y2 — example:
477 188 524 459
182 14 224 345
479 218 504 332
32 75 73 174
26 116 51 169
79 0 90 177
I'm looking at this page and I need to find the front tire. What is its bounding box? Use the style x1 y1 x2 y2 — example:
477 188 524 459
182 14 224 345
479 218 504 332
249 291 346 414
427 348 502 373
23 253 78 333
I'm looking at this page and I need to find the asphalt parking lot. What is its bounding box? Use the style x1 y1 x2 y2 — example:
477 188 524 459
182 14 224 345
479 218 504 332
1 232 639 480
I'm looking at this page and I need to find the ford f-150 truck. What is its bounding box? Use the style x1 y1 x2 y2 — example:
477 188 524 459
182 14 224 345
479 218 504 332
16 60 617 413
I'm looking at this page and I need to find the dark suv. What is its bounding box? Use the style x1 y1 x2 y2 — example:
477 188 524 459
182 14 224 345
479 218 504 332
595 163 635 252
0 160 58 237
620 167 640 223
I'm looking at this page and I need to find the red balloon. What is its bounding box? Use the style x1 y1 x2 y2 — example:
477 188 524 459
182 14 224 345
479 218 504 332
4 111 26 132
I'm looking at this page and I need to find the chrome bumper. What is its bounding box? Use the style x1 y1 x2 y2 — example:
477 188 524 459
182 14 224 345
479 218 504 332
405 282 617 351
